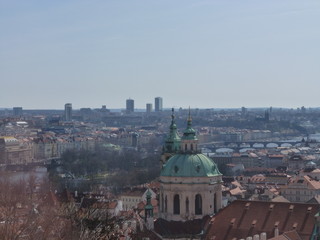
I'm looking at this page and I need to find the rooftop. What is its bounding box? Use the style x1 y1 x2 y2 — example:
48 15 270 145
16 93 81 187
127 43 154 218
204 200 319 240
160 153 221 178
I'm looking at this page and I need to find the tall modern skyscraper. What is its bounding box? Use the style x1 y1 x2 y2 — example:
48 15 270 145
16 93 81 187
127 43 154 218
13 107 23 117
64 103 72 121
146 103 153 113
155 97 163 112
126 98 134 113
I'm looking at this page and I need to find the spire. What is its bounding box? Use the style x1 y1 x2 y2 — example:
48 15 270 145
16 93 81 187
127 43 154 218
187 106 192 128
181 107 198 153
171 108 176 128
164 108 181 153
182 107 196 140
146 189 152 206
144 189 154 230
172 107 175 121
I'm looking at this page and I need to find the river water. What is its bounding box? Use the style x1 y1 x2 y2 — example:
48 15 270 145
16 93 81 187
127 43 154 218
0 167 48 183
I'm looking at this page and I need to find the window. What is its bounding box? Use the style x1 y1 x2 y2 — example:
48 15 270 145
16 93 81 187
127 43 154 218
214 193 217 214
174 194 180 215
165 195 167 213
186 197 189 214
195 194 202 215
161 194 164 212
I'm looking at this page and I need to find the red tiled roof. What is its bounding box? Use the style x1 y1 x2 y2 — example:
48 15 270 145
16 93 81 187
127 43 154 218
155 216 210 238
304 176 320 190
229 187 245 196
204 200 319 240
131 229 162 240
268 230 302 240
108 201 118 209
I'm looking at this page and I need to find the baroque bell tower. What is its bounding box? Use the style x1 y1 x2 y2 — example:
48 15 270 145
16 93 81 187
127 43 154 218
161 108 181 165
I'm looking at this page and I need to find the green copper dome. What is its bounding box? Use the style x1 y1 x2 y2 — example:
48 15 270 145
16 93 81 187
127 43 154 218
160 153 221 177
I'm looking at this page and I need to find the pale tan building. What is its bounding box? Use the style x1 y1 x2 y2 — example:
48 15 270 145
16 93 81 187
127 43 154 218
280 175 320 202
159 113 222 221
120 188 156 211
0 137 32 165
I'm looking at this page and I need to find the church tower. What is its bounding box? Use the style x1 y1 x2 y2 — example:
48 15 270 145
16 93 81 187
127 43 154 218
144 189 154 230
161 108 181 165
159 111 223 222
181 108 198 153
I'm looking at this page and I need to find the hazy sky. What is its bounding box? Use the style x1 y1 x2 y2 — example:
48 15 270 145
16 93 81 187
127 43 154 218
1 0 320 109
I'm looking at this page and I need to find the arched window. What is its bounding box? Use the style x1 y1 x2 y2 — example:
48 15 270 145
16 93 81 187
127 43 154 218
186 197 189 214
161 193 164 212
195 194 202 215
174 194 180 215
214 193 217 214
191 144 193 151
165 195 167 213
185 144 187 151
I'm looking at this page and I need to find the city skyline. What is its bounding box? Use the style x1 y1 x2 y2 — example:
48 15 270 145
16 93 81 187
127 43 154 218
3 100 320 111
1 1 320 109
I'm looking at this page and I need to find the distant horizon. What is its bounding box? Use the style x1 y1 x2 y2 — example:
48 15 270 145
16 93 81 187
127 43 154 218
1 1 319 109
1 106 319 111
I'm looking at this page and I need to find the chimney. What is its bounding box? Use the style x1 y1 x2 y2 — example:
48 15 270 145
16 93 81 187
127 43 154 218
230 218 236 226
252 220 257 227
260 232 267 240
245 202 251 209
253 235 259 240
246 237 252 240
274 227 279 237
292 222 298 230
269 204 274 211
289 205 294 212
274 222 279 237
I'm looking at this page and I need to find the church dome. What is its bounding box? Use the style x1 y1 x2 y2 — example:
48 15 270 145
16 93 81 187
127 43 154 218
160 153 221 177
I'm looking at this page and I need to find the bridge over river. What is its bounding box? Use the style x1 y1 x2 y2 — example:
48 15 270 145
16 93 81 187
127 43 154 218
2 157 61 171
199 140 303 152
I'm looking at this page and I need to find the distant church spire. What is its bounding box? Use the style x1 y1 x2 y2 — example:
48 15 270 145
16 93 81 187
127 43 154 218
164 108 181 153
144 189 154 230
187 106 192 126
182 107 197 140
172 107 176 122
161 108 181 164
181 108 198 153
